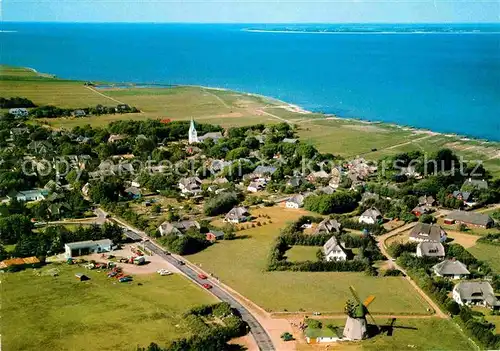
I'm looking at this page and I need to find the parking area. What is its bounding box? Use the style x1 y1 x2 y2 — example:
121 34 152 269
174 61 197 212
85 243 181 275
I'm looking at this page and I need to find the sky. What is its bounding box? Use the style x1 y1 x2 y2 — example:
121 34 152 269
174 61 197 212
2 0 500 23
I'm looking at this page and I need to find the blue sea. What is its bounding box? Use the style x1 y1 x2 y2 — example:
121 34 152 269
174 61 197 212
1 22 500 141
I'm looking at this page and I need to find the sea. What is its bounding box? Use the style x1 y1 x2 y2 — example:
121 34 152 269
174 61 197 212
1 22 500 141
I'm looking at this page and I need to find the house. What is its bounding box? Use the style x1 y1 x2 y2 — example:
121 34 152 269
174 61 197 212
323 236 347 262
247 181 265 193
224 207 250 224
72 109 86 117
178 177 202 195
409 223 447 242
131 177 141 188
115 104 131 112
206 230 225 242
158 220 200 236
188 119 199 144
418 195 436 207
318 186 336 195
209 160 232 174
8 107 29 118
445 211 494 229
401 165 421 178
286 194 306 209
416 242 445 258
48 202 71 216
411 205 431 217
124 186 142 199
452 191 474 206
453 281 500 309
64 239 113 258
7 189 48 202
358 208 382 225
199 132 224 143
0 256 40 269
286 176 304 188
463 178 488 190
252 165 277 179
433 259 470 279
213 177 229 185
10 127 29 139
108 134 126 143
314 218 342 234
282 138 298 144
307 171 330 183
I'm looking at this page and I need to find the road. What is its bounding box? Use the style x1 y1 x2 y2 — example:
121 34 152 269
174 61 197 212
376 222 448 319
109 214 275 351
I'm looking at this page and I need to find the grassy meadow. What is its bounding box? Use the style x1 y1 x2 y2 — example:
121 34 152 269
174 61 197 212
298 318 474 351
468 243 500 273
2 264 217 351
189 207 432 315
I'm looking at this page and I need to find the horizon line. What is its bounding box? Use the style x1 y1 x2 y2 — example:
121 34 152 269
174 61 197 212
2 20 500 25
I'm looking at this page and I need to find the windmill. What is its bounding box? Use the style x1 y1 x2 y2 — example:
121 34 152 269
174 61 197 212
343 286 378 340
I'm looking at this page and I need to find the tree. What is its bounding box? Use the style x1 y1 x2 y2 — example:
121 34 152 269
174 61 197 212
0 214 33 245
204 192 239 216
446 300 461 315
419 214 436 224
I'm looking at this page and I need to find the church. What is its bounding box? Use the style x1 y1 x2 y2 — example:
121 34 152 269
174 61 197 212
188 118 199 144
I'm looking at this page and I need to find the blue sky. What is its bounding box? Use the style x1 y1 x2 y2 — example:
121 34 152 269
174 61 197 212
3 0 500 23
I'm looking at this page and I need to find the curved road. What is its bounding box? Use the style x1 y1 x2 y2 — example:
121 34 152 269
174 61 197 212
111 215 275 351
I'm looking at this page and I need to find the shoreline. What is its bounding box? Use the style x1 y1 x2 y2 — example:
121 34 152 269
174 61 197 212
18 65 500 146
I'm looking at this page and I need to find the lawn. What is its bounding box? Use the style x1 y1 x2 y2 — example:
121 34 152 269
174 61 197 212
468 243 500 273
2 263 217 351
298 318 474 351
189 207 432 315
286 245 319 262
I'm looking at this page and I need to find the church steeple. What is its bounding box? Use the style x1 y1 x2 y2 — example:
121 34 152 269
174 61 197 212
188 118 199 144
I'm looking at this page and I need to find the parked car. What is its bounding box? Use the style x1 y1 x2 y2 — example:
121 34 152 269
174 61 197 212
119 276 133 283
157 269 172 276
198 273 207 279
202 283 212 289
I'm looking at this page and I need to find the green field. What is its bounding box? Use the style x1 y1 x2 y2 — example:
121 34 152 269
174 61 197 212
300 318 474 351
286 245 319 262
2 264 217 351
189 207 431 315
468 243 500 273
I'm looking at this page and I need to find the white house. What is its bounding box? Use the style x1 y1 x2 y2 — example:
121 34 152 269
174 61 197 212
224 207 250 224
8 189 48 202
453 281 500 309
247 181 265 193
188 119 199 144
64 239 113 258
409 223 447 243
323 236 347 262
285 194 305 209
433 259 470 279
178 177 202 195
9 108 29 118
358 208 382 225
416 242 445 258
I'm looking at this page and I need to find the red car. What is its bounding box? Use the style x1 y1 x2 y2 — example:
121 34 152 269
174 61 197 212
202 283 212 289
198 273 207 279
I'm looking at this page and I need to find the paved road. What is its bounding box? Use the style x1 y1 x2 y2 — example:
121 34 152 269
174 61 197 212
110 215 275 351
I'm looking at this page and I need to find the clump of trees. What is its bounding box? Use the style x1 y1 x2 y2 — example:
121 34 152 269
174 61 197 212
304 191 359 215
137 302 248 351
0 97 36 108
204 192 240 216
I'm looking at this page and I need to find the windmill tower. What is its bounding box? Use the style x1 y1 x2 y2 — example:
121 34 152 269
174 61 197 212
188 118 199 144
343 286 378 340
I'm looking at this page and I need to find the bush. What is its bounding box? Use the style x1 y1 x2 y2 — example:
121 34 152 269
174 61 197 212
384 268 403 276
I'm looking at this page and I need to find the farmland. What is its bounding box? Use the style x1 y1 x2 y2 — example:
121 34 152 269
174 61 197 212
189 207 432 315
2 263 217 351
297 318 474 351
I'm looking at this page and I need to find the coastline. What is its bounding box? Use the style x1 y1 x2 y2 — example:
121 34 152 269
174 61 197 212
14 65 500 146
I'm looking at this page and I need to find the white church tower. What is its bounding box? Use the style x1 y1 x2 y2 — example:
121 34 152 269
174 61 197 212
188 118 199 144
